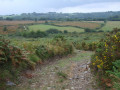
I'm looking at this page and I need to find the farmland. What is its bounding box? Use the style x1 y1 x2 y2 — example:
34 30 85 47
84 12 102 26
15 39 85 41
101 21 120 31
28 24 84 32
0 20 51 34
52 21 102 29
3 21 120 35
0 21 46 26
83 21 104 23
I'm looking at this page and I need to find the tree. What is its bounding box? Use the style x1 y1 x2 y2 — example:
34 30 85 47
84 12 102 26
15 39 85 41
3 26 7 31
6 17 13 21
0 17 3 20
64 30 68 34
34 18 37 22
46 29 62 34
45 20 48 24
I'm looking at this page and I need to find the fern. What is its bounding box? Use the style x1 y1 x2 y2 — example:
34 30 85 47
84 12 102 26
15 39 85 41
107 60 120 90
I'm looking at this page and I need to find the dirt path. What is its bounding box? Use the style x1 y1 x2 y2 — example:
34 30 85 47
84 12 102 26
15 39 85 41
10 50 100 90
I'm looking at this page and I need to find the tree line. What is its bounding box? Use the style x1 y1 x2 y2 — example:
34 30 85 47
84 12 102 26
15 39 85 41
1 11 120 21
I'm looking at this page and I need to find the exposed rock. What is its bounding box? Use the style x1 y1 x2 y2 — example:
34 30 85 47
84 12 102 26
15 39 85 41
6 81 16 86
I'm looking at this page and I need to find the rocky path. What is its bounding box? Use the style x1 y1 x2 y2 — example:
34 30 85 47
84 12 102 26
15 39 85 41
10 50 100 90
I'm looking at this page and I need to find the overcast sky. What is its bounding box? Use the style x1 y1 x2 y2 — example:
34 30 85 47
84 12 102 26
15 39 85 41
0 0 120 15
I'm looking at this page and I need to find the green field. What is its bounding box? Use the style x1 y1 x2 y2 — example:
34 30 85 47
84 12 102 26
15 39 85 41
28 24 84 32
101 21 120 31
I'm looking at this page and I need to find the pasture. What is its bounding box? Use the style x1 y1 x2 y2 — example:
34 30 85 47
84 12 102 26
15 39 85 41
53 21 101 29
28 24 84 32
83 21 104 23
101 21 120 31
0 21 45 26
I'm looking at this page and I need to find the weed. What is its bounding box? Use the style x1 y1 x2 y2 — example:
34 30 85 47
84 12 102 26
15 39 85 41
57 71 68 79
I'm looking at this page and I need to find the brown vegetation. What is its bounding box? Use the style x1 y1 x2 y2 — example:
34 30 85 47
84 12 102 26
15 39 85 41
54 21 101 29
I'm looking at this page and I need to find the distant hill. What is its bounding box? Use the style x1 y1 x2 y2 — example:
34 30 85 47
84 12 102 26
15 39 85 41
0 11 120 21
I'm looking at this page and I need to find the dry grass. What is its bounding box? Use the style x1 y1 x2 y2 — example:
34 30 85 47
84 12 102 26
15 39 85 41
0 26 17 34
83 21 104 23
0 20 47 34
0 20 45 26
54 21 101 29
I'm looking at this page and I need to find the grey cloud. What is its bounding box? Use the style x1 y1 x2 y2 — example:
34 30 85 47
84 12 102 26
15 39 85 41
0 0 120 15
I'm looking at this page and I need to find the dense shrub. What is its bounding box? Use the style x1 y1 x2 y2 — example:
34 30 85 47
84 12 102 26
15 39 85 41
46 28 62 34
84 28 96 32
73 41 97 51
107 60 120 90
90 29 120 89
36 45 51 60
64 30 68 34
0 37 34 89
35 36 74 61
22 30 48 38
91 32 120 71
28 54 41 63
3 26 7 31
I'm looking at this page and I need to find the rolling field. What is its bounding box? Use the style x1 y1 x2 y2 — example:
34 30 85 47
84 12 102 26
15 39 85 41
101 21 120 31
28 24 84 32
0 20 56 34
53 21 101 29
0 21 45 26
0 26 18 34
0 20 46 34
83 21 104 23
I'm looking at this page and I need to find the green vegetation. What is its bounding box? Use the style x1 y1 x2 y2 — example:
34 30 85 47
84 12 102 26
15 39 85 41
0 34 74 89
3 26 7 31
0 20 120 89
0 37 34 89
21 30 48 38
107 60 120 90
90 29 120 89
28 24 84 32
101 21 120 31
57 71 68 79
57 71 68 82
36 36 74 61
2 11 120 21
46 28 62 34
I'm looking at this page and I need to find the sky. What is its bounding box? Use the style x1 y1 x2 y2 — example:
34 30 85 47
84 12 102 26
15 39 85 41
0 0 120 15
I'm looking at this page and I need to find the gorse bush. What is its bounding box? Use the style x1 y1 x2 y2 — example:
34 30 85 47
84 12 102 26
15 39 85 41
91 31 120 71
90 28 120 89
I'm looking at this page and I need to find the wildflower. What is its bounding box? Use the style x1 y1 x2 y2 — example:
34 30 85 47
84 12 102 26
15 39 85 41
105 42 108 47
97 65 101 69
93 63 95 65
